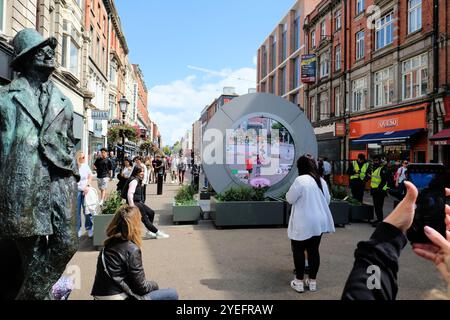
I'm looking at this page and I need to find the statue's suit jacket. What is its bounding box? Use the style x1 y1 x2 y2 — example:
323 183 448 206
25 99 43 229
0 76 80 238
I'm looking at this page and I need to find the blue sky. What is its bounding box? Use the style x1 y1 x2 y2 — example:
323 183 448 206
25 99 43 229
115 0 295 145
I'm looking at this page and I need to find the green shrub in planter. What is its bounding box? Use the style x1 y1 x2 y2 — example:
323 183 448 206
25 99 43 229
216 186 269 202
173 185 201 224
331 185 348 200
93 191 123 247
174 185 196 206
101 191 123 215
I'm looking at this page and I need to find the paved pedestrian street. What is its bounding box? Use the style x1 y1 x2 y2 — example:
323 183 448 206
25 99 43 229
67 180 443 300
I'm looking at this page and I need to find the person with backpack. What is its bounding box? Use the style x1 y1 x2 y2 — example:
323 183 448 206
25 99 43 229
177 156 187 185
122 166 169 240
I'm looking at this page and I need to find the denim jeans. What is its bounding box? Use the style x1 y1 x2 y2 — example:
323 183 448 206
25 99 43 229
144 288 178 300
76 191 93 231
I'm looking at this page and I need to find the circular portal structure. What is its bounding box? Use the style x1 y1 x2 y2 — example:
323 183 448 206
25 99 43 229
202 93 317 198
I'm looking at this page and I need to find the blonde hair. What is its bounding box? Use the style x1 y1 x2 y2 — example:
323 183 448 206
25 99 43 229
104 205 143 248
75 151 85 166
426 256 450 300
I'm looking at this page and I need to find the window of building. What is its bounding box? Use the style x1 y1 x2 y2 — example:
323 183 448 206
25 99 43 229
335 10 342 31
375 12 393 50
110 59 117 83
69 39 79 76
319 52 329 78
356 0 365 15
61 22 80 77
356 30 365 60
352 77 367 112
334 86 341 116
294 12 301 51
271 35 277 70
321 20 326 39
109 94 116 119
402 53 428 100
311 30 316 48
102 46 106 72
270 75 276 94
282 23 287 61
310 96 317 122
90 26 94 57
280 67 286 95
319 93 329 120
96 37 100 66
262 46 267 77
374 66 394 107
335 45 341 71
294 57 300 89
261 82 266 93
408 0 422 34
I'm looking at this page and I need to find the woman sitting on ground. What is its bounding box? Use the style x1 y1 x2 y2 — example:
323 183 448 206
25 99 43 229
91 205 178 300
125 166 169 240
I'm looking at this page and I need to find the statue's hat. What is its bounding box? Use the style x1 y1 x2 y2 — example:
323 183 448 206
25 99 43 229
10 28 57 71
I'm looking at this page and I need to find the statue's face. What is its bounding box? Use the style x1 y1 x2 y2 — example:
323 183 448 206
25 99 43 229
31 45 56 72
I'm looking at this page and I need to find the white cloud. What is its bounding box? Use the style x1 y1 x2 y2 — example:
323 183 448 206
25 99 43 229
148 66 256 146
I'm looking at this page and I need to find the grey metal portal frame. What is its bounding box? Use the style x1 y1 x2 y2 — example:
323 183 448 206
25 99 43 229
202 93 318 198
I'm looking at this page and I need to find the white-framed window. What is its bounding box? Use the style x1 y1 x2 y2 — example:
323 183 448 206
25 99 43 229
310 96 317 122
334 86 341 116
408 0 422 34
335 10 342 31
110 59 117 83
321 20 326 39
374 66 394 107
61 20 80 77
375 12 393 50
402 53 428 100
0 0 5 34
356 0 365 15
335 45 341 71
311 30 316 48
356 30 365 60
320 52 329 78
352 77 367 112
320 92 329 120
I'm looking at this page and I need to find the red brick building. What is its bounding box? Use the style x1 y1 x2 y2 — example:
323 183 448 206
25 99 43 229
133 64 150 140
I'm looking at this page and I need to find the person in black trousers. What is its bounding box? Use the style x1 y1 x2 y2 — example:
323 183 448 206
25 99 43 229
342 182 450 300
370 155 389 227
347 154 370 203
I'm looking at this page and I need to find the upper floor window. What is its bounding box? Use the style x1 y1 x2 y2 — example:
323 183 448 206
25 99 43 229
271 35 277 70
374 66 394 107
320 20 326 39
334 86 341 117
375 12 393 50
335 45 341 71
319 93 329 120
311 30 316 48
402 53 428 100
282 23 287 61
61 21 80 77
280 67 286 95
319 52 329 78
110 59 117 83
262 46 267 77
0 0 5 34
335 10 342 31
294 12 301 51
356 30 365 60
352 77 367 112
408 0 422 34
310 96 317 122
356 0 365 15
293 57 300 89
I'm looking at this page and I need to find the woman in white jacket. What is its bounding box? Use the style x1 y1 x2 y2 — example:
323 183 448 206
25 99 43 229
286 154 335 293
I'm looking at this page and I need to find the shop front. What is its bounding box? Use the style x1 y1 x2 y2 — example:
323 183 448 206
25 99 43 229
349 104 429 162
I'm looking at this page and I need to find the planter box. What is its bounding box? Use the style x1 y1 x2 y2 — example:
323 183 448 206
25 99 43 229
349 204 374 222
200 191 211 200
172 203 201 224
329 200 350 226
210 197 284 228
93 214 114 247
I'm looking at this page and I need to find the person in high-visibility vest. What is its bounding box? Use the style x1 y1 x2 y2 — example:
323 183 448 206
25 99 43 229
370 155 389 227
347 153 369 203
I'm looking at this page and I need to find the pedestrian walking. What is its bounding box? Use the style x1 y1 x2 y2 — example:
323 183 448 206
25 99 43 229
322 157 332 187
369 155 389 227
394 160 408 197
93 148 113 206
171 155 179 184
122 166 169 239
76 151 93 238
91 205 178 300
134 156 149 203
152 156 158 184
191 161 201 192
347 153 370 203
145 156 153 183
178 156 187 185
286 154 335 293
116 158 133 192
109 151 117 179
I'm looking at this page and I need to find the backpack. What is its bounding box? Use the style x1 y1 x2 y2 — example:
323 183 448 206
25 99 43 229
84 187 100 215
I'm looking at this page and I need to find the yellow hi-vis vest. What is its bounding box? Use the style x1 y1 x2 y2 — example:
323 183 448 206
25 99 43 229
350 161 368 181
371 166 389 191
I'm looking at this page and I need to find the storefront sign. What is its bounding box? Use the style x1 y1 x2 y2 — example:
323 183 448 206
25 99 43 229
432 140 449 146
349 104 428 139
91 110 110 121
335 123 346 137
301 54 316 83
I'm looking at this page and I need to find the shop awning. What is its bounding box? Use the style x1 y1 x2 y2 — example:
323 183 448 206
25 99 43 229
430 129 450 145
352 129 423 144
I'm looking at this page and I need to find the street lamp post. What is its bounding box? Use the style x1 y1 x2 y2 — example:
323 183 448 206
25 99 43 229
119 96 130 168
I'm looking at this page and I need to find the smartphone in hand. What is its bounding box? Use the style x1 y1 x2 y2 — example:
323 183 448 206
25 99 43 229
406 163 447 244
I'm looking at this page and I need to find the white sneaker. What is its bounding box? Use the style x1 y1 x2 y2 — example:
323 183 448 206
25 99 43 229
290 279 304 293
77 229 83 238
155 230 169 239
143 231 157 240
87 229 94 238
306 279 317 292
